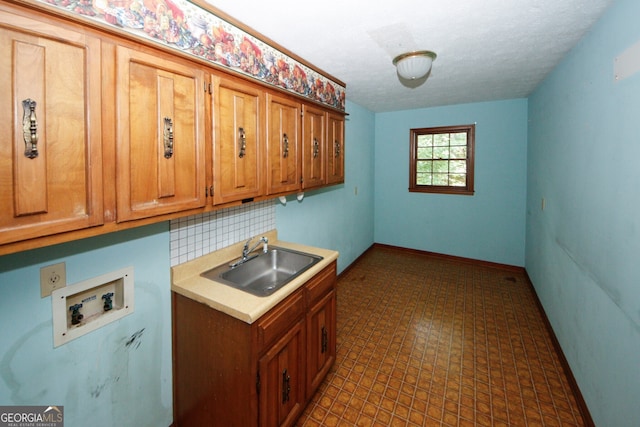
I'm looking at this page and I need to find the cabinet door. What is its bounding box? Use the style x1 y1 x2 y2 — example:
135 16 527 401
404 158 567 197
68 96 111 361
326 112 345 185
213 76 264 204
259 318 305 427
115 46 206 222
306 290 336 397
266 93 301 195
301 104 326 189
0 12 103 245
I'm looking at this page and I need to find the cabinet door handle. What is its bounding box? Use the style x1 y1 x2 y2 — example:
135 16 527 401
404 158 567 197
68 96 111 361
282 133 289 158
22 99 39 159
313 137 319 158
321 326 328 353
334 140 341 158
238 127 246 158
163 117 174 159
282 368 291 404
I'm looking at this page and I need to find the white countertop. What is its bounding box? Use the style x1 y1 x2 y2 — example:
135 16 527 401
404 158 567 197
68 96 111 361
171 230 339 324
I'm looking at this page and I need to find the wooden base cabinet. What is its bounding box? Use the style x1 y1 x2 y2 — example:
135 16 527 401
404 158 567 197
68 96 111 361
259 318 306 427
173 261 337 427
306 288 336 395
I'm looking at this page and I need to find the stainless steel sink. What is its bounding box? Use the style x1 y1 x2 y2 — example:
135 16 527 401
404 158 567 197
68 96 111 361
201 247 323 297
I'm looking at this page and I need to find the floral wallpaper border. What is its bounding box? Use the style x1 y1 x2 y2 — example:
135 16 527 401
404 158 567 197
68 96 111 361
37 0 346 111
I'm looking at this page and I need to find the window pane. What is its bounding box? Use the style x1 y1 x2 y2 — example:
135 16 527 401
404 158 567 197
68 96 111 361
433 174 448 185
433 133 449 146
450 146 467 159
417 134 433 147
433 146 449 159
450 132 467 145
433 160 448 173
417 147 432 159
450 160 466 173
409 124 474 195
417 173 432 185
417 160 432 173
449 174 466 186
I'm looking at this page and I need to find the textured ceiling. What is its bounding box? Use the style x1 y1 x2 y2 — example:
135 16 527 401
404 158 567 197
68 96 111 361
206 0 613 113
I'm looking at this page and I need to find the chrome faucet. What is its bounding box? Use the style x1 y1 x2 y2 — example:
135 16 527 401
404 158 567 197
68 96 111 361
243 236 269 259
230 236 269 268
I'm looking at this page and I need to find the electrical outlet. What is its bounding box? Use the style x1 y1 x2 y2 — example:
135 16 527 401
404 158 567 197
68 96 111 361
41 262 66 298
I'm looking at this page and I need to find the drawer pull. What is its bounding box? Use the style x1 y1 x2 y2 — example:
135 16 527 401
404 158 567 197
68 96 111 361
238 127 246 158
22 99 39 159
283 133 289 158
163 117 174 159
321 326 328 353
282 368 291 403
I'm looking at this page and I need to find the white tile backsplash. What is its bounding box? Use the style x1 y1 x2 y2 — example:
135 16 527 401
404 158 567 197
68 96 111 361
169 200 276 266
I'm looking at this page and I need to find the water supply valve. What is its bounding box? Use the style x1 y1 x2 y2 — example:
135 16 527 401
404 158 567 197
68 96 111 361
69 303 84 325
102 292 114 311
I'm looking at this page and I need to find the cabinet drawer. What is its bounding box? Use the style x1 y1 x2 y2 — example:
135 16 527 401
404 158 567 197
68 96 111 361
256 290 305 350
305 262 337 305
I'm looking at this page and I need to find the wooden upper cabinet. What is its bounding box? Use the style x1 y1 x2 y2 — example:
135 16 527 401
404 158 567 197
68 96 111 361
301 104 326 190
266 93 301 195
212 75 264 205
0 11 103 245
326 113 345 185
0 3 346 253
115 46 206 222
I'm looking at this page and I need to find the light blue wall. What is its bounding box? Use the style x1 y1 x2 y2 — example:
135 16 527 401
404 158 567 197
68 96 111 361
526 0 640 425
277 100 376 273
374 99 528 266
0 223 173 426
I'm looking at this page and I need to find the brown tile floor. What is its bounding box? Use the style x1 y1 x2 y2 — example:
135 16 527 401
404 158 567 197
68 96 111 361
296 246 585 426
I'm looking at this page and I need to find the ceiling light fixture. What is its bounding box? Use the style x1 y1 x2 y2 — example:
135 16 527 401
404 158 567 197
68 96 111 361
393 50 437 80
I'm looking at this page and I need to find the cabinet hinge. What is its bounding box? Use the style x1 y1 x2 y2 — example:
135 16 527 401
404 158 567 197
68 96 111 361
256 372 261 394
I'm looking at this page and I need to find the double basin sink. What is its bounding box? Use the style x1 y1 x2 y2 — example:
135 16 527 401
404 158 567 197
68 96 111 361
201 246 323 297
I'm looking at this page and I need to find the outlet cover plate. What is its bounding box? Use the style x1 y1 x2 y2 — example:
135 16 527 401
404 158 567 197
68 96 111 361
40 262 66 298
